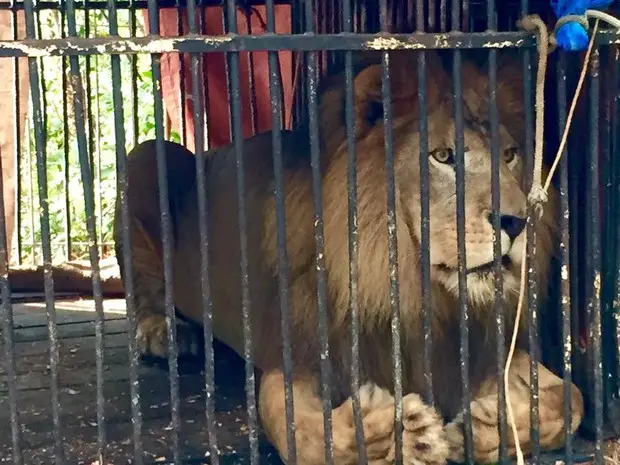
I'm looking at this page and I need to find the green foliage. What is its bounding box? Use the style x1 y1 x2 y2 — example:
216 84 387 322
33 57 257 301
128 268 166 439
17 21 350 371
14 9 167 265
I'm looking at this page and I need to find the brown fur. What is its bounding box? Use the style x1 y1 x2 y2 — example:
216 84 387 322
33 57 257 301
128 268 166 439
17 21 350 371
114 50 583 464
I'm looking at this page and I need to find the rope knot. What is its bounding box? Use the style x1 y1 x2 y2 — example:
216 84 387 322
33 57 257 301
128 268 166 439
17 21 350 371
527 185 547 219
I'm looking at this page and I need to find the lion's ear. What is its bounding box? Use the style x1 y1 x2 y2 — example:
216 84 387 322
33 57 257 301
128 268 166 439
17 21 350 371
495 52 525 118
353 51 447 127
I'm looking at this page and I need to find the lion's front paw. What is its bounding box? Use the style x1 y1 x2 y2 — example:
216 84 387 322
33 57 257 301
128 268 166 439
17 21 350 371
444 409 506 464
136 314 201 361
392 391 449 465
336 384 448 465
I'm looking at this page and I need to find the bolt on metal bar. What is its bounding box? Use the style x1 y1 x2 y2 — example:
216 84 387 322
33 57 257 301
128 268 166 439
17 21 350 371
556 49 574 465
65 0 109 460
416 0 434 409
587 45 604 465
379 2 404 464
342 0 366 462
0 129 22 465
107 0 144 461
304 2 334 463
184 0 218 462
452 0 474 462
23 0 65 462
486 1 508 463
260 0 297 462
146 0 183 462
224 1 260 463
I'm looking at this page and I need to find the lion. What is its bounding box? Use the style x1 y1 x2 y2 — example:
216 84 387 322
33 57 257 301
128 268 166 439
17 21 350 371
113 50 584 464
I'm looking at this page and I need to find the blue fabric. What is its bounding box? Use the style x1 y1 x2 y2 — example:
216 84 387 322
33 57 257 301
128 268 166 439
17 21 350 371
550 0 615 51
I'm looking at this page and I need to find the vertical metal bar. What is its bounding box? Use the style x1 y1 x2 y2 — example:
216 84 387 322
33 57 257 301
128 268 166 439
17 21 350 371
612 49 620 398
556 49 574 465
428 0 435 32
35 7 47 159
107 0 143 462
224 1 259 463
129 0 138 147
520 1 540 461
23 0 64 461
587 46 604 465
262 0 297 463
199 5 213 150
26 116 35 265
379 2 403 463
461 0 469 31
518 2 541 462
64 0 107 461
12 0 23 265
487 0 507 461
415 0 434 408
243 13 259 137
92 19 104 259
175 0 187 146
60 9 72 261
342 1 366 462
304 1 334 463
452 1 473 463
0 110 22 465
84 5 94 185
440 0 447 31
185 0 218 461
146 1 182 462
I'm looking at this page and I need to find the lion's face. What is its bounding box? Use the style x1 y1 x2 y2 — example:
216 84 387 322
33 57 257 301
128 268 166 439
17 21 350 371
328 51 556 307
402 110 528 305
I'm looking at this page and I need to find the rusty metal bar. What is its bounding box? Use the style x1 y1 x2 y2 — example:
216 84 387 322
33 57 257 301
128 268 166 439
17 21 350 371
23 0 65 461
303 2 334 464
184 0 218 462
107 0 144 461
0 114 21 465
224 1 260 463
452 0 473 463
378 2 404 464
417 0 434 410
65 0 109 460
487 1 508 463
0 30 597 56
146 0 182 462
556 49 574 465
587 45 604 465
260 0 297 463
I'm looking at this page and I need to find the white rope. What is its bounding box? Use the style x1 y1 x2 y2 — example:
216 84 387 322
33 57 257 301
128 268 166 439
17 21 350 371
506 14 606 465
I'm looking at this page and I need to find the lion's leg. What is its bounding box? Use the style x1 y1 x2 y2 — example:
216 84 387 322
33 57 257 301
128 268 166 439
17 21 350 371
114 140 201 360
259 370 449 465
445 350 584 463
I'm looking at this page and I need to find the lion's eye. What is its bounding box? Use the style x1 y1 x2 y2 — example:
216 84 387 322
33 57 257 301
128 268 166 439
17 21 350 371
503 147 518 164
430 148 455 165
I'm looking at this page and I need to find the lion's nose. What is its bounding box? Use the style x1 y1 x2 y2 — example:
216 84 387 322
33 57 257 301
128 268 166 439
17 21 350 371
487 213 526 241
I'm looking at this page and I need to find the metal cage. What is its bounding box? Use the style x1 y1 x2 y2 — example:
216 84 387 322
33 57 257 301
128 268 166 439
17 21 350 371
0 0 619 464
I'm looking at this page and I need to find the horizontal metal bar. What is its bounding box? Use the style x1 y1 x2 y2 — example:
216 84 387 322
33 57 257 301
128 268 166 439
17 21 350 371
0 30 597 57
0 0 291 9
